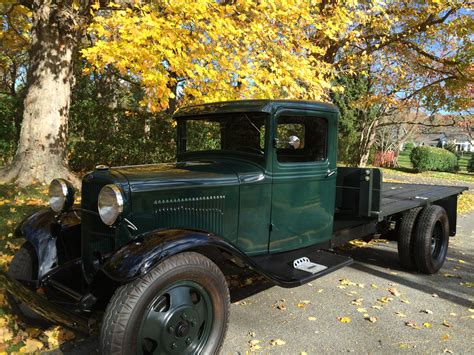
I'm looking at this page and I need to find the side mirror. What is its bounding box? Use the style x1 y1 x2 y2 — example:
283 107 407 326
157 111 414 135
288 135 301 149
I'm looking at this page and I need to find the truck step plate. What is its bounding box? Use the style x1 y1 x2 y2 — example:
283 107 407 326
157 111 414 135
251 248 353 288
293 257 327 274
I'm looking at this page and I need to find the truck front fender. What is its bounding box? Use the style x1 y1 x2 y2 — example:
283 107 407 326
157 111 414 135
100 229 252 283
15 209 81 279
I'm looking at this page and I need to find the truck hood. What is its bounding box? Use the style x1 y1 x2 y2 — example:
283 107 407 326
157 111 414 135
111 160 264 192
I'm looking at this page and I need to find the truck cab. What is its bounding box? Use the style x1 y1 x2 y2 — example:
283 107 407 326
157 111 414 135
2 100 467 355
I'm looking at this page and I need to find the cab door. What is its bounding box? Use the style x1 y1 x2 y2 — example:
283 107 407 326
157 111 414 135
269 109 337 253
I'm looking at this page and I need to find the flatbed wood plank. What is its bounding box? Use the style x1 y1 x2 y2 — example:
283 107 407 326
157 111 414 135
377 183 467 218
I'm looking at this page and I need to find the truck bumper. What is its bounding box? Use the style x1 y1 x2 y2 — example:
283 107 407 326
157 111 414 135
0 271 96 334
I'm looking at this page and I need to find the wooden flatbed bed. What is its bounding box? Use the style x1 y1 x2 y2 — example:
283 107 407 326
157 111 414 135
333 168 468 246
378 182 467 218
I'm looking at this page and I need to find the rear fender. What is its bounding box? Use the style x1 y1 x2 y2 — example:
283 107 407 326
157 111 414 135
101 229 253 284
15 209 81 279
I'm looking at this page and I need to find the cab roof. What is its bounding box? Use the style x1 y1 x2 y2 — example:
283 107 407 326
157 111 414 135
174 99 339 117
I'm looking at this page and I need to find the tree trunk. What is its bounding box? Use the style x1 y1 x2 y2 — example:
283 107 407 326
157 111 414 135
357 119 379 167
0 1 86 186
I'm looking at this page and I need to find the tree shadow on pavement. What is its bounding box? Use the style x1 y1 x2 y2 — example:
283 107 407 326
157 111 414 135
341 241 474 309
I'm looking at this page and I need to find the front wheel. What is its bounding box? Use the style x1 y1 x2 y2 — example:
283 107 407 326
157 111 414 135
100 252 230 355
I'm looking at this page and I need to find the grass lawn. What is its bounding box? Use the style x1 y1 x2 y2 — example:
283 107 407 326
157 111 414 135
379 151 474 184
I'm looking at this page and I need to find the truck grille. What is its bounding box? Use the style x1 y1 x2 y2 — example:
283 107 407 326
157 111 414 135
81 177 116 283
80 210 115 282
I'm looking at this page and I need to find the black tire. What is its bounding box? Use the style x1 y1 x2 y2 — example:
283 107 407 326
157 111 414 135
413 205 449 274
100 252 230 355
397 207 423 271
7 243 50 327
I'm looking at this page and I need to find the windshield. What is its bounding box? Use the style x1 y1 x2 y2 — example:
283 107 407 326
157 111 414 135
177 113 267 155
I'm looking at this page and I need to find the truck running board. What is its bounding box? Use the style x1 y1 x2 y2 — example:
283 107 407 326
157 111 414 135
251 248 353 288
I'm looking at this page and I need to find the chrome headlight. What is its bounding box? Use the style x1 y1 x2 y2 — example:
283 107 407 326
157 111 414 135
98 184 124 226
49 179 75 213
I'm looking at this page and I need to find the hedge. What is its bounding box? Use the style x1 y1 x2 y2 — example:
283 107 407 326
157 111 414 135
409 146 459 173
468 154 474 173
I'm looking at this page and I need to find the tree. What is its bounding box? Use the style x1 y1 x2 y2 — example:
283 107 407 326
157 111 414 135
85 1 472 167
0 1 96 185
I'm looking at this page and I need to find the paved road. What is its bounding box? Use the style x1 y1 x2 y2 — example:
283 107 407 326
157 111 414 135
52 210 474 354
221 211 474 354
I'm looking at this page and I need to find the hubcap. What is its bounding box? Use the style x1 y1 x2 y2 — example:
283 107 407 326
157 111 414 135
431 221 443 258
138 281 213 354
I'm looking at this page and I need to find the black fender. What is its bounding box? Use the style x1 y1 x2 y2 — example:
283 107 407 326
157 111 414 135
15 209 81 279
101 229 263 284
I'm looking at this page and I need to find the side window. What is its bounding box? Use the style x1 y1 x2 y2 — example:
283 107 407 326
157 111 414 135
186 120 221 151
276 115 327 163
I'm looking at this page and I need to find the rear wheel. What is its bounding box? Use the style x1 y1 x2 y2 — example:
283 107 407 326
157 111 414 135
413 205 449 274
397 207 423 271
7 243 50 327
100 252 230 355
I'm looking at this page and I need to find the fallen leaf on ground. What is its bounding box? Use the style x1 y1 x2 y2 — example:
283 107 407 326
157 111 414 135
388 288 401 297
405 321 421 329
395 312 407 317
400 298 410 304
378 297 393 304
20 338 44 353
249 339 262 351
371 284 378 288
432 293 439 298
269 339 286 346
351 298 363 306
421 309 433 314
0 327 13 342
357 308 367 313
366 316 378 323
449 313 457 316
248 331 256 337
460 282 474 287
458 260 465 264
337 316 352 323
297 300 310 308
441 334 450 341
371 305 383 310
443 349 453 354
423 322 432 328
442 320 453 328
308 316 317 321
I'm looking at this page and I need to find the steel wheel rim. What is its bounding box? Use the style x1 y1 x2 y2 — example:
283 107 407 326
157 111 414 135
431 221 443 258
138 280 213 354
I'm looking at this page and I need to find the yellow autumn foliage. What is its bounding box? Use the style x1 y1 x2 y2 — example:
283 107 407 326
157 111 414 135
81 0 472 113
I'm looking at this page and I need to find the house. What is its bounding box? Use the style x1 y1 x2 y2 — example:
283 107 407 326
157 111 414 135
410 130 474 152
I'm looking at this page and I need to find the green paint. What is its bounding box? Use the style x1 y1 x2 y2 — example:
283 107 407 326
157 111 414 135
80 100 339 278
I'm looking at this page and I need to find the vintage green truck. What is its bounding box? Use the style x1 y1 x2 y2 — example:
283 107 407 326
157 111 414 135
1 100 467 354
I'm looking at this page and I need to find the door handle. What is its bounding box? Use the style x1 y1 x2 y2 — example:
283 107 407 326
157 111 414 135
326 169 336 178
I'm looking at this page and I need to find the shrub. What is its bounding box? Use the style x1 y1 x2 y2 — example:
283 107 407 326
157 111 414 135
409 146 459 173
403 142 414 152
468 154 474 173
443 142 461 160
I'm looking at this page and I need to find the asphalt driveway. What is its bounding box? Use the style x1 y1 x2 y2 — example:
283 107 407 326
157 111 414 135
51 210 474 354
221 211 474 354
